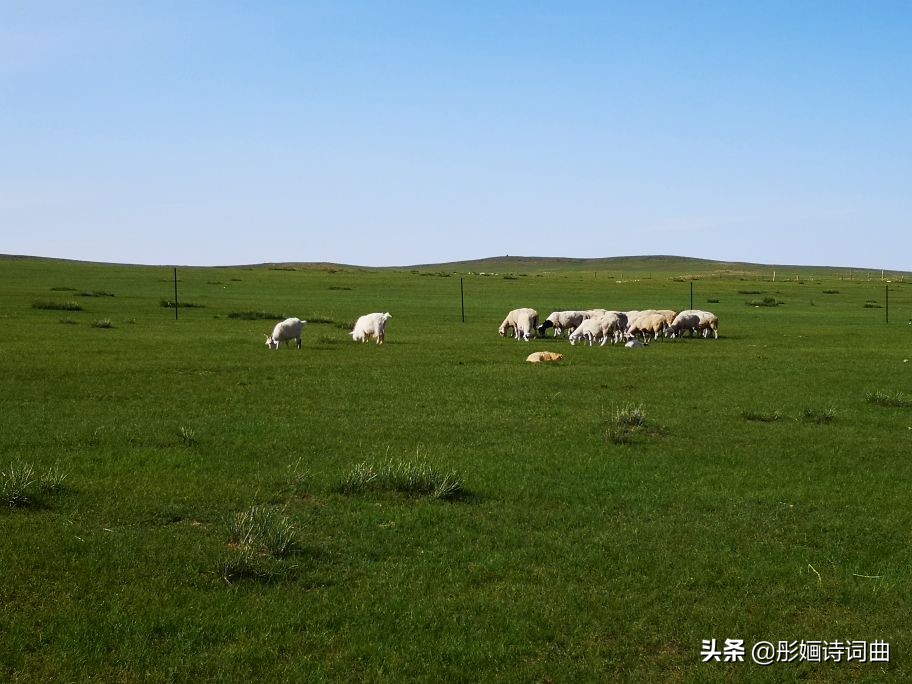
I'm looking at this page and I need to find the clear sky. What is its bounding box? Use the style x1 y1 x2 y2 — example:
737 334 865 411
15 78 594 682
2 1 910 269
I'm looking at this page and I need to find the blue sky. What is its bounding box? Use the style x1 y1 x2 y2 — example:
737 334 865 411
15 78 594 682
2 1 910 269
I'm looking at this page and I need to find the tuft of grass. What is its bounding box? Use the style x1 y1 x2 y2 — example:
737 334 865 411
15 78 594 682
738 289 763 295
78 290 115 297
33 300 82 311
50 286 77 291
865 390 911 408
747 297 781 307
91 319 114 329
706 298 720 303
59 317 79 325
178 426 197 447
228 310 285 320
227 505 298 559
605 403 660 444
328 285 352 291
286 458 310 497
800 407 837 424
863 301 882 309
315 334 342 344
161 300 205 309
822 289 839 294
2 461 69 508
338 460 463 500
741 409 782 422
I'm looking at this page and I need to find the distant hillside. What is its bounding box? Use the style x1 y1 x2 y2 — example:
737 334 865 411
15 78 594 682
401 254 908 279
1 253 908 279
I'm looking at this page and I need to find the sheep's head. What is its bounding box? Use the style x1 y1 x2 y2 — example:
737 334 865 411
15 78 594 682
265 335 279 350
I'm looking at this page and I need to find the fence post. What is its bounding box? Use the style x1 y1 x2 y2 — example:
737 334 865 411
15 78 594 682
460 278 465 323
886 285 889 324
173 267 179 321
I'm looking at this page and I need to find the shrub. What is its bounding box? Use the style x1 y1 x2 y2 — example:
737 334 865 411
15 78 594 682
33 300 82 311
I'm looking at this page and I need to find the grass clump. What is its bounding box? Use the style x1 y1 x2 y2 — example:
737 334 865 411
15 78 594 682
304 314 336 325
219 505 300 584
863 301 882 309
605 403 660 444
79 290 115 297
747 297 781 307
50 286 77 291
738 289 763 295
741 409 782 422
59 317 79 325
706 298 720 303
178 426 198 447
161 300 205 309
328 285 352 291
33 300 82 311
2 461 69 509
228 310 285 320
865 390 911 408
286 458 310 497
338 460 463 500
822 289 839 294
91 319 114 329
800 407 837 424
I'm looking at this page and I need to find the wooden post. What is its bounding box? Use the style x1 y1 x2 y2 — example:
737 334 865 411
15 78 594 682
173 268 179 320
460 278 465 323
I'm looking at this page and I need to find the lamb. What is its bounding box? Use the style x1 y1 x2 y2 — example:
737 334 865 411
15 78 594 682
526 351 564 363
625 338 647 348
499 308 538 341
350 312 392 344
265 317 307 350
537 310 587 337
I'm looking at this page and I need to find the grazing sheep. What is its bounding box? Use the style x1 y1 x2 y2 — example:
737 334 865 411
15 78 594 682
626 312 668 341
500 308 538 341
538 310 587 337
568 317 602 346
526 351 564 363
666 312 701 338
677 309 720 339
350 312 392 344
266 317 307 350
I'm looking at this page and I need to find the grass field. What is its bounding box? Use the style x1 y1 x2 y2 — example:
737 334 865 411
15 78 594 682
1 254 911 682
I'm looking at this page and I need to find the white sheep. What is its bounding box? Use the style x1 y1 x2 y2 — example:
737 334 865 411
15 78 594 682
350 312 392 344
265 317 307 350
499 308 538 341
626 312 668 341
538 310 587 337
666 312 701 338
677 309 720 339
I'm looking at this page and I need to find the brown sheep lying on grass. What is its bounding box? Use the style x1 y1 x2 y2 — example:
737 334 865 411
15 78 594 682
526 351 564 363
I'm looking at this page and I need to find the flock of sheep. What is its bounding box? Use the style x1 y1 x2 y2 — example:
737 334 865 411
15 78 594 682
499 307 720 347
265 312 392 349
263 306 720 352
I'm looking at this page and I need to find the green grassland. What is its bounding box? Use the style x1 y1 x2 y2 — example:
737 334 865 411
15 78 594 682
1 254 911 682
